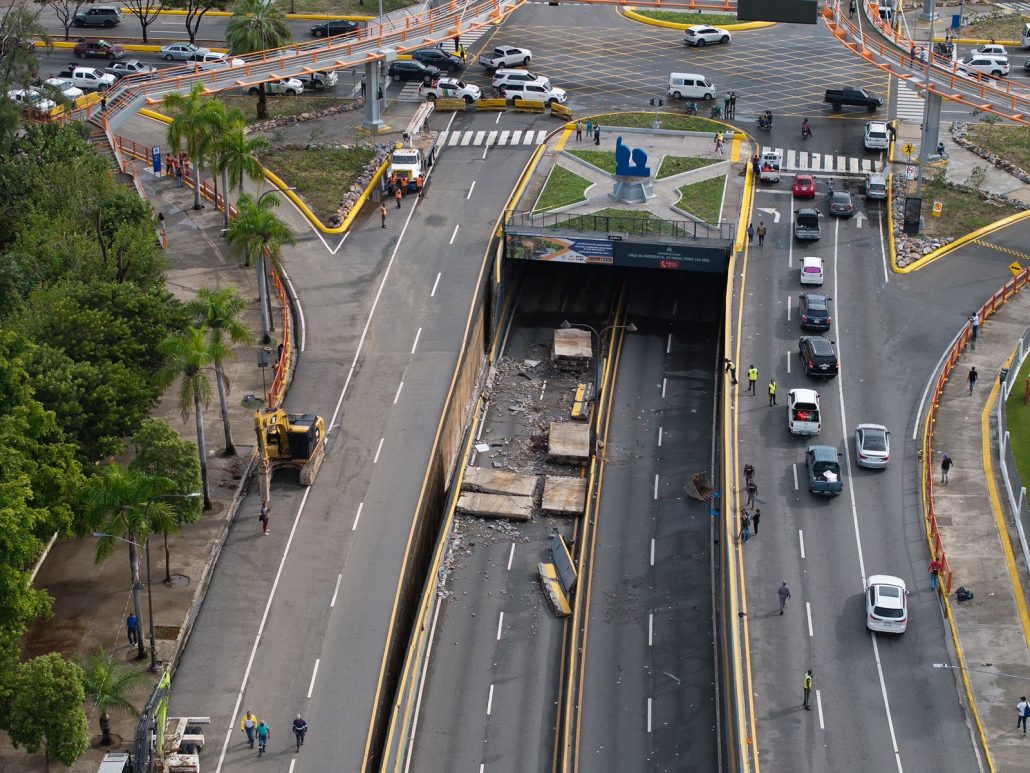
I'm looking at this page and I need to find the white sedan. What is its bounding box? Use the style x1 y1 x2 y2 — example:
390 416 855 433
866 575 908 633
683 25 731 46
800 256 824 286
160 42 209 61
854 423 890 468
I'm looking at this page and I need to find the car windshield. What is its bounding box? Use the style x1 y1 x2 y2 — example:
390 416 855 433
806 307 828 318
862 431 887 451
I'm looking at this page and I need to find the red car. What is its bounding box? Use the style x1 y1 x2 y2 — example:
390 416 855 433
73 39 124 59
793 174 816 199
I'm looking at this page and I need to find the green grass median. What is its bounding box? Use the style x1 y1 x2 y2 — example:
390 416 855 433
1006 355 1030 488
535 165 591 212
587 111 726 133
675 175 726 225
259 146 376 223
656 155 720 180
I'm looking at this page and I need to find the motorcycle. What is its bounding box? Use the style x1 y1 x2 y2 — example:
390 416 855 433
755 112 773 131
801 121 812 140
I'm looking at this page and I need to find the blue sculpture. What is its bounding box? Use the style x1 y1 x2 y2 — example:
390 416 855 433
614 136 651 178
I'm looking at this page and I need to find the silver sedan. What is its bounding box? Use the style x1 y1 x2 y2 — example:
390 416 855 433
854 423 890 468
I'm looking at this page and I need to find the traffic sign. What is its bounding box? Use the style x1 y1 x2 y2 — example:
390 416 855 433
902 143 915 156
906 165 917 180
1010 261 1023 277
932 200 943 217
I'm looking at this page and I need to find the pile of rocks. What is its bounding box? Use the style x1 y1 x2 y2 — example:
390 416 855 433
890 174 955 267
951 122 1030 187
248 98 365 133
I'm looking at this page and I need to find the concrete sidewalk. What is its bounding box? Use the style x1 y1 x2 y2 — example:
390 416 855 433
930 289 1030 773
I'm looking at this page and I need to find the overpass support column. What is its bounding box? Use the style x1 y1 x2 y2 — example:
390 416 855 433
919 0 936 22
363 59 387 133
907 91 944 235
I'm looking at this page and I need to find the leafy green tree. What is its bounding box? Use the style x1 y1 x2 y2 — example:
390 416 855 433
226 193 295 343
5 654 88 771
211 105 269 230
80 647 149 746
130 418 204 581
187 287 254 455
2 0 47 85
164 83 222 211
158 327 224 510
122 0 162 43
225 0 292 120
80 464 175 660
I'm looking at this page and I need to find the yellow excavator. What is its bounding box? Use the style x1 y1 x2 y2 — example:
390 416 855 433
254 409 326 504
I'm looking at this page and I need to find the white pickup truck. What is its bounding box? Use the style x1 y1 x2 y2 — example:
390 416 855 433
418 78 481 103
478 45 532 70
248 78 304 96
55 65 115 91
788 389 821 436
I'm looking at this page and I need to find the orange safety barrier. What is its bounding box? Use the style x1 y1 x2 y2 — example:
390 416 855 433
923 267 1030 597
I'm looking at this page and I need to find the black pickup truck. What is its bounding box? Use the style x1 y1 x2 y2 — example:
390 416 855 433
824 86 883 113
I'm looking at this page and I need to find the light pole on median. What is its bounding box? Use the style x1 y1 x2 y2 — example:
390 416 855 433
93 492 202 672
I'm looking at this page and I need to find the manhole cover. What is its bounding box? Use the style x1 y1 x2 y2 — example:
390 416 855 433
166 574 191 589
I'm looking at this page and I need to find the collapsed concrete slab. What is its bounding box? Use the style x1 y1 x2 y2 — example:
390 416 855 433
552 327 592 370
548 421 591 464
542 476 587 516
462 467 539 498
456 492 534 521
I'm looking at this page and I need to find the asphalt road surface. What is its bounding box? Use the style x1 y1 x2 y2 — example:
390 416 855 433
739 177 1019 772
577 268 722 771
168 113 544 772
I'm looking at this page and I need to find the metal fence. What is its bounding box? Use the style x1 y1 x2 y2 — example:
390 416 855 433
506 210 737 241
996 325 1030 574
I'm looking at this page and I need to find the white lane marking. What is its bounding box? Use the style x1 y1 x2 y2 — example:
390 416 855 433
495 111 502 124
672 299 678 315
373 437 384 463
496 611 504 641
832 217 905 773
650 538 655 566
653 474 659 500
647 697 653 732
792 463 799 491
482 145 489 160
289 760 296 773
466 180 476 200
393 381 404 404
788 215 794 269
662 377 667 398
486 684 494 715
658 426 663 447
648 612 653 646
352 502 364 532
507 542 515 571
431 272 441 297
449 223 460 244
816 690 825 730
539 378 547 402
806 602 814 637
786 295 792 321
787 351 791 374
214 487 313 772
330 573 343 607
666 333 672 354
798 529 806 559
411 327 422 354
877 208 890 284
306 659 320 698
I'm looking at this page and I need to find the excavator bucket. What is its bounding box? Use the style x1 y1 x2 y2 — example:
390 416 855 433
686 471 715 502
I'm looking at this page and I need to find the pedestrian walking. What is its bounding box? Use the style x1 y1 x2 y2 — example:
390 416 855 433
594 125 601 145
100 96 107 112
967 366 978 394
778 581 791 614
729 91 737 117
739 509 751 543
743 463 755 483
256 720 270 756
376 85 383 102
746 478 758 508
751 154 760 178
715 137 724 157
746 223 755 244
724 358 738 384
713 131 721 150
803 670 813 710
260 502 269 535
757 221 767 247
575 121 583 141
1018 697 1030 734
768 379 777 406
240 711 258 748
293 715 308 751
126 613 139 646
970 311 981 341
585 120 593 138
849 0 856 18
747 364 758 395
752 508 761 534
910 44 917 67
940 453 953 484
395 187 402 208
416 174 424 197
929 558 941 590
380 203 387 228
175 161 183 188
723 92 731 116
360 76 366 98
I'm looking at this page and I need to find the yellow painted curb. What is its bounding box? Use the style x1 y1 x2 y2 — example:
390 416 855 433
621 6 774 31
117 6 372 20
931 36 1020 45
894 209 1030 273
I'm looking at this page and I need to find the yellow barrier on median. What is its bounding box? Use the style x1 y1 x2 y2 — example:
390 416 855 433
550 102 572 120
621 6 775 31
514 98 545 113
431 97 467 112
476 98 506 111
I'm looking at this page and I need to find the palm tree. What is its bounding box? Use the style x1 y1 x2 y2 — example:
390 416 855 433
80 647 149 746
225 0 293 121
81 464 175 661
186 287 254 456
164 83 221 211
157 327 226 510
226 192 295 344
211 107 270 231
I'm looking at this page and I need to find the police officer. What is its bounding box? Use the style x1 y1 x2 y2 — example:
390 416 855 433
747 364 758 395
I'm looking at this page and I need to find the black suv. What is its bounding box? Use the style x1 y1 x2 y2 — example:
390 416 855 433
387 60 439 82
798 336 839 378
798 294 832 331
310 19 359 37
412 48 463 72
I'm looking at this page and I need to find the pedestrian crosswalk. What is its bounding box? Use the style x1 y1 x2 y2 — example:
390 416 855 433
437 128 549 147
997 2 1030 13
761 147 885 174
895 81 925 123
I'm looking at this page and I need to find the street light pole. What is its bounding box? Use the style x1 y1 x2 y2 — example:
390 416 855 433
559 320 638 403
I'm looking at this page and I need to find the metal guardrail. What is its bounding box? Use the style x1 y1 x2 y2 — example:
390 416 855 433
506 210 736 241
997 324 1030 575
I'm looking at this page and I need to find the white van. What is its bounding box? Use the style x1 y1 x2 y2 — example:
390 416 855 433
864 120 890 150
667 72 716 100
